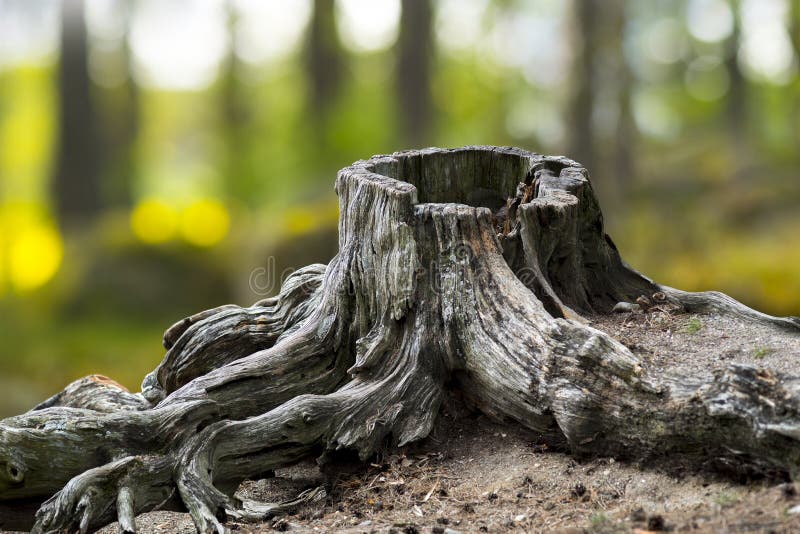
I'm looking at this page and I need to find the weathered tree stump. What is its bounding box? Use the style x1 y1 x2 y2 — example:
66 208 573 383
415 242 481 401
1 146 799 533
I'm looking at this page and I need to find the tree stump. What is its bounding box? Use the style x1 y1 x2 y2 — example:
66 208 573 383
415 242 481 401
1 146 799 533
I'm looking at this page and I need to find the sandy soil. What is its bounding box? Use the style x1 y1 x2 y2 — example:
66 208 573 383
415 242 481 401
588 309 800 377
96 413 800 533
23 310 800 533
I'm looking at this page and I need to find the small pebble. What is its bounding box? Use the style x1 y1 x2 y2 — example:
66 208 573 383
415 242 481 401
613 302 641 313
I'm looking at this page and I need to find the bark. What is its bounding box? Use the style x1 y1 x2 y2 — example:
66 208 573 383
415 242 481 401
1 147 799 533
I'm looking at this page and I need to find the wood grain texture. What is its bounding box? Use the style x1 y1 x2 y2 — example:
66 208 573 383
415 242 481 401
1 146 798 533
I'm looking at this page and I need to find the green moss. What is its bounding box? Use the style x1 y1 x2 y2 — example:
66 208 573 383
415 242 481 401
683 317 703 334
714 491 740 507
753 346 774 359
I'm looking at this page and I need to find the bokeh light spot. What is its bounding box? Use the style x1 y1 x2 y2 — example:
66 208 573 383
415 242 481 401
632 88 681 140
435 0 488 53
232 0 312 64
336 0 400 53
130 198 178 244
685 56 729 101
0 231 6 296
687 0 733 43
179 199 230 247
9 224 63 292
645 18 687 64
129 0 228 90
739 0 796 85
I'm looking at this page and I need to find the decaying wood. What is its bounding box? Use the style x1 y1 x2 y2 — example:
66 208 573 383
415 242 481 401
1 146 798 533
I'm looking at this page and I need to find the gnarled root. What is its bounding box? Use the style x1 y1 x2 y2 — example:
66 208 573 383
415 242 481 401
32 455 178 534
143 264 327 403
31 375 150 413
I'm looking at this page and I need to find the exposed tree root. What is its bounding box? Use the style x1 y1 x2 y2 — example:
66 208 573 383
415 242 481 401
1 147 798 533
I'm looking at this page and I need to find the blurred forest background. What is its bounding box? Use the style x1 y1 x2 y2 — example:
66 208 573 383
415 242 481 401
0 0 799 416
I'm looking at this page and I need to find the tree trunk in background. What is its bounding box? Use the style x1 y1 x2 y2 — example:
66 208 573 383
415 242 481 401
790 1 800 147
104 0 138 210
725 0 748 177
397 0 434 148
567 0 597 176
53 0 103 229
221 0 253 203
306 0 342 116
612 0 634 201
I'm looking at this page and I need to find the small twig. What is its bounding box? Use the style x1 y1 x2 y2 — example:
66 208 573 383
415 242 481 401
422 478 439 503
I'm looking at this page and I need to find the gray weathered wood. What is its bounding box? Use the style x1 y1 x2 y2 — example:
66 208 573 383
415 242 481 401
1 146 798 533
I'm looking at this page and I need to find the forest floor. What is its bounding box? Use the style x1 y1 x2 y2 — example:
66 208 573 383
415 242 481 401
93 413 800 534
87 311 800 533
